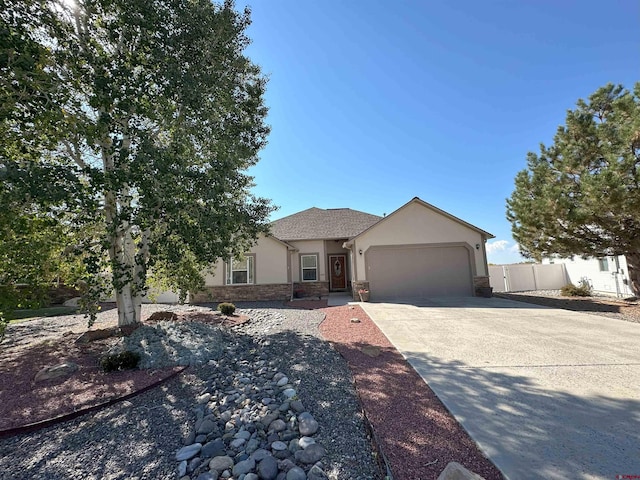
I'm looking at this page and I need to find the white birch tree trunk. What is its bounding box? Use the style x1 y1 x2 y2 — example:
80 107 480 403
114 226 143 326
101 131 143 326
115 281 141 326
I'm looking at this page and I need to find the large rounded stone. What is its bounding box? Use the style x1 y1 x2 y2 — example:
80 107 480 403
294 444 325 464
196 472 218 480
230 438 246 449
34 362 79 382
176 443 202 461
232 457 255 476
197 418 217 435
286 466 307 480
297 413 319 436
298 436 315 449
201 439 226 459
261 413 280 427
268 419 286 433
209 455 234 472
197 393 212 404
271 441 287 451
178 460 187 477
290 400 305 413
307 465 328 480
234 430 252 440
282 388 296 399
251 449 270 462
256 455 278 480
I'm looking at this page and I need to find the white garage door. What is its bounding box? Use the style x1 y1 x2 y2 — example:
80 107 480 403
366 245 473 299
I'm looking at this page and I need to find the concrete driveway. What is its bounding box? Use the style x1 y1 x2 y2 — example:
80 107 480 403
360 297 640 480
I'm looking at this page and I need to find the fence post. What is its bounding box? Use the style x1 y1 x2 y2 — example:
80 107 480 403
502 265 509 292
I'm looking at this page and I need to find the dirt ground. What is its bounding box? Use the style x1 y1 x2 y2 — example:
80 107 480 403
495 291 640 323
0 310 246 433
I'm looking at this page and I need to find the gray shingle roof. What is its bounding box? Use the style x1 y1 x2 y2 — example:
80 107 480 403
270 207 382 241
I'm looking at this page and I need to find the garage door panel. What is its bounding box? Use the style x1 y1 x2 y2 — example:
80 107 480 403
366 246 473 299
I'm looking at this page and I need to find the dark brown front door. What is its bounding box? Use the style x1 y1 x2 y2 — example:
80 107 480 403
329 254 347 291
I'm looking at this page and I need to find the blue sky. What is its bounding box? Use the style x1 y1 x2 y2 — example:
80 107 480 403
243 1 639 264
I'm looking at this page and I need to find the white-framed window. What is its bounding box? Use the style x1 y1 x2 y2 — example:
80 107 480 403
226 255 255 285
597 257 609 272
300 254 318 282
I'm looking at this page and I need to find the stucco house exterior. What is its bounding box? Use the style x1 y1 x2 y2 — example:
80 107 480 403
541 255 634 297
190 197 494 303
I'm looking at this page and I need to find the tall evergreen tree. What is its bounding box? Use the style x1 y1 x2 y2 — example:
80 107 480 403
507 83 640 296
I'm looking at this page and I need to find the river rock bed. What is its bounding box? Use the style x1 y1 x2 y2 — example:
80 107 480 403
0 304 383 480
176 352 328 480
172 304 381 480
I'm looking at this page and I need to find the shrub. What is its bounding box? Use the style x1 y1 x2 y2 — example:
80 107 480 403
560 280 592 297
218 302 236 316
100 351 141 372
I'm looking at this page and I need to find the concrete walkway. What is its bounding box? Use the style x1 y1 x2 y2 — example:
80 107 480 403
360 297 640 480
327 292 354 307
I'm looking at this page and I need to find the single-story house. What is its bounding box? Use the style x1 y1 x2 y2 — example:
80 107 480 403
542 255 634 297
190 197 494 302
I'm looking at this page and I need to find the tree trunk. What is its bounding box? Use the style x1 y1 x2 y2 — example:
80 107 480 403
625 252 640 298
115 284 142 326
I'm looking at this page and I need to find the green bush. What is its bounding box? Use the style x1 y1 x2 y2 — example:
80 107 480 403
218 302 236 316
100 351 141 372
560 281 592 297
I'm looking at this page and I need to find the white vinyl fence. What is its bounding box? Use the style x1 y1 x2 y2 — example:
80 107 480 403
489 264 569 292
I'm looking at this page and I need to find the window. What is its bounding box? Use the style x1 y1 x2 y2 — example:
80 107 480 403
226 256 254 284
301 254 318 282
597 257 609 272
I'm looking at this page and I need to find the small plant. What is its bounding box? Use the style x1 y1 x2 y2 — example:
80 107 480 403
100 351 141 372
218 302 236 316
561 280 592 297
0 314 7 340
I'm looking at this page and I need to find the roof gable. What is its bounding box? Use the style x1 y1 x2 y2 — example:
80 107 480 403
346 197 494 243
270 207 382 241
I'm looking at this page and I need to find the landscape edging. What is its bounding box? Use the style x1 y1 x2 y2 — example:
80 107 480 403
0 366 187 439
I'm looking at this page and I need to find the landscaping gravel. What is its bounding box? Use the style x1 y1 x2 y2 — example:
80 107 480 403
0 303 382 480
110 321 231 369
497 290 640 324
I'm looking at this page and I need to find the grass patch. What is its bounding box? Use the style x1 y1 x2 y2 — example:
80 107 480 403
7 306 78 322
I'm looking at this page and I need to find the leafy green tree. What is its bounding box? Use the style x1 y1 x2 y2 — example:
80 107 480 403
1 0 274 326
0 0 71 334
507 83 640 296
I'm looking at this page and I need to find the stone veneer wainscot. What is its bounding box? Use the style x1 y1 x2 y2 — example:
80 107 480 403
191 284 292 303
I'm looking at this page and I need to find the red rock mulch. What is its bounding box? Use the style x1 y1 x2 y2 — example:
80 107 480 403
0 334 182 433
320 304 504 480
0 310 243 434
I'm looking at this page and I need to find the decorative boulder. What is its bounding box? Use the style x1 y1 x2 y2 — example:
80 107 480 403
34 362 79 382
437 462 486 480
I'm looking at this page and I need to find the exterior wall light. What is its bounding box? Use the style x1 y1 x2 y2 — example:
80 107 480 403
359 249 363 255
475 244 480 250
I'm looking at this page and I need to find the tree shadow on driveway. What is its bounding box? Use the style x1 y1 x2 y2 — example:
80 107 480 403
402 350 640 480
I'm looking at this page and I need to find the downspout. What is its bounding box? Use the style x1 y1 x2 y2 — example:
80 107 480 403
287 247 296 301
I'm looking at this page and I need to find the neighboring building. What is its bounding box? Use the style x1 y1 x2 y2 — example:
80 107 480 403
190 197 494 303
542 255 634 297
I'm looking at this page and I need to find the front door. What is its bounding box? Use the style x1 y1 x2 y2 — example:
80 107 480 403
329 254 347 291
